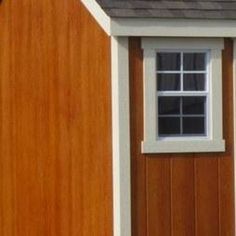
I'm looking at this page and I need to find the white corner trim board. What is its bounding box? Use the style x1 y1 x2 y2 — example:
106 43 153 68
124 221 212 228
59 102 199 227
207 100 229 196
233 39 236 236
111 37 131 236
80 0 111 35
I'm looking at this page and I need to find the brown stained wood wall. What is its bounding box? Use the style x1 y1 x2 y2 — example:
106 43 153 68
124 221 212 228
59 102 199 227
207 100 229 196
0 1 113 235
129 37 235 236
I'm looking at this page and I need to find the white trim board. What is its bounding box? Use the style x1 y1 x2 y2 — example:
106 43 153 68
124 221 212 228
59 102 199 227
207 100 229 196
111 36 131 236
111 18 236 37
142 38 224 50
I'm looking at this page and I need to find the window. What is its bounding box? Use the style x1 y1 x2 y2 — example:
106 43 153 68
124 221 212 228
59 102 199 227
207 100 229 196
157 52 208 137
142 38 225 153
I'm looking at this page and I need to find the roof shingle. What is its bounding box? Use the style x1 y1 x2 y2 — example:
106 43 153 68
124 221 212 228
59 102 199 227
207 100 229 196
96 0 236 19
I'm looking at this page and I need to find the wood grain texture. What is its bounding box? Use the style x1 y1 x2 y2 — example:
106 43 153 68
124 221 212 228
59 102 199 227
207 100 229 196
195 155 220 236
219 38 235 236
0 1 113 235
129 37 235 236
171 156 195 236
129 37 147 236
147 158 171 236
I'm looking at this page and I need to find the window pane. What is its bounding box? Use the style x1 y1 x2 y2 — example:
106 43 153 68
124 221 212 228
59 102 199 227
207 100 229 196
183 97 205 115
157 74 180 91
157 53 180 71
158 97 180 115
183 74 205 91
183 53 206 71
183 117 205 135
159 117 180 135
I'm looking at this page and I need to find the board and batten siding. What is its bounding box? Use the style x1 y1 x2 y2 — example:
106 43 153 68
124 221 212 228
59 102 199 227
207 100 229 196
129 37 235 236
0 1 113 235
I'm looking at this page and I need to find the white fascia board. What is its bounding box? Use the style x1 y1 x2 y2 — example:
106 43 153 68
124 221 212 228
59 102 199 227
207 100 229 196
110 18 236 37
81 0 111 35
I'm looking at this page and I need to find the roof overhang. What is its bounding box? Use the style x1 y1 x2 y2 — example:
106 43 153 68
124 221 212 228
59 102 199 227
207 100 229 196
81 0 236 38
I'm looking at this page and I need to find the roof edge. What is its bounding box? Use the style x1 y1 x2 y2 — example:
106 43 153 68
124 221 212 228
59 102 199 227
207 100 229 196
81 0 111 35
82 1 236 37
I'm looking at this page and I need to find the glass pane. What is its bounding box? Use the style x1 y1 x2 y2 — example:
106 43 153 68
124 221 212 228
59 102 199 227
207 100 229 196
158 97 180 115
183 74 205 91
183 117 205 135
182 97 206 115
183 53 206 71
157 74 180 91
159 117 180 135
157 53 180 71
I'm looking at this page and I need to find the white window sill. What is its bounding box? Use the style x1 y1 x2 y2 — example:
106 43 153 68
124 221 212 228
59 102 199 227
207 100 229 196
142 139 225 154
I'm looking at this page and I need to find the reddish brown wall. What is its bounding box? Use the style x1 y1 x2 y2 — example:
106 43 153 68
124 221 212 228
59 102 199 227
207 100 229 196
0 1 113 235
129 37 235 236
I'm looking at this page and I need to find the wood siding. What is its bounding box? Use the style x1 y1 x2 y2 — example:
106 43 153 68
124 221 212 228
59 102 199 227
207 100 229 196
129 37 235 236
0 1 113 235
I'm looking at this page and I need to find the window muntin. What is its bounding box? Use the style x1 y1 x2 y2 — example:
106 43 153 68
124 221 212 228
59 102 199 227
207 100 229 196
157 51 208 138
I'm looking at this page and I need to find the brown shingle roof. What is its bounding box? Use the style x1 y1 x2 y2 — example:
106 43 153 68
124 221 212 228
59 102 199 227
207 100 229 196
96 0 236 19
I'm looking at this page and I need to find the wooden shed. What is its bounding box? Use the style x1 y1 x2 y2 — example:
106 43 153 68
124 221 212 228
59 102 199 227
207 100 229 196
0 0 236 235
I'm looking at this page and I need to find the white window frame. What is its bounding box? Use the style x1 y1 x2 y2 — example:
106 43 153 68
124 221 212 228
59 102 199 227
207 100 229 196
141 38 225 153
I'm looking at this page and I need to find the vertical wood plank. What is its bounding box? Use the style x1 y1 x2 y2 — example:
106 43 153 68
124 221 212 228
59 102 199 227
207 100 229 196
0 2 14 235
146 157 171 236
129 37 147 236
219 38 235 236
171 156 195 236
195 155 220 236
